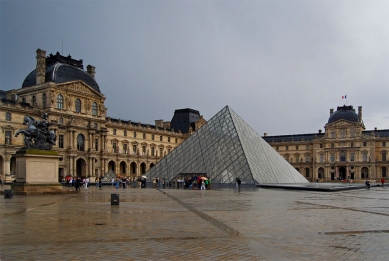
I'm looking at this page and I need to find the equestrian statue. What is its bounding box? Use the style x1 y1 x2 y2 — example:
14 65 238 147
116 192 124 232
15 113 56 150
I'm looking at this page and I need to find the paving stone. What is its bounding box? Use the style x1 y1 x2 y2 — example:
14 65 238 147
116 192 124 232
1 185 389 260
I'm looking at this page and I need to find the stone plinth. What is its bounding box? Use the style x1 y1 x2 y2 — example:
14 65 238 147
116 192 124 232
11 149 66 195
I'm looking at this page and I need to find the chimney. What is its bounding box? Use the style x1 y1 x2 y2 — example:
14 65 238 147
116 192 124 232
155 119 163 128
374 127 377 131
319 129 322 134
358 106 362 122
264 133 268 137
36 49 46 85
330 108 334 115
87 65 96 78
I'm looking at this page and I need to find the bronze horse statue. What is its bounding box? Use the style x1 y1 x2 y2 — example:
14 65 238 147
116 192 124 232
15 115 56 149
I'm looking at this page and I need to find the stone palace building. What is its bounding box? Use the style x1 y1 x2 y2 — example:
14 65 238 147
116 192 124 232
263 105 389 182
1 49 387 183
0 49 205 182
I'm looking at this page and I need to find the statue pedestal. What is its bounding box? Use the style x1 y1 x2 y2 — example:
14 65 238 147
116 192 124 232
11 149 65 195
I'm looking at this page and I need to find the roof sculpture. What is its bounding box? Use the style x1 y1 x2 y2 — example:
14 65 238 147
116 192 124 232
145 106 308 185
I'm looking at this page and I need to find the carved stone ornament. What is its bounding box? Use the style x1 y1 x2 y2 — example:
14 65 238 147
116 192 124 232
14 113 57 150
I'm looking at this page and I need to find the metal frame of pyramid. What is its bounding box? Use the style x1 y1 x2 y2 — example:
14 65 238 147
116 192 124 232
145 106 308 186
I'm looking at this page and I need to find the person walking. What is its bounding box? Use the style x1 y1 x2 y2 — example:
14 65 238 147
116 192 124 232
381 177 385 187
84 177 89 191
111 177 115 188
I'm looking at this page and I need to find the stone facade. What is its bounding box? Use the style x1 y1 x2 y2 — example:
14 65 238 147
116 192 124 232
263 105 389 182
0 49 195 182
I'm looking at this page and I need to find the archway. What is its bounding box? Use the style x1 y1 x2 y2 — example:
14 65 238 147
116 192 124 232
149 163 155 169
108 161 116 173
140 162 146 174
10 156 16 175
318 167 324 179
361 167 369 179
130 162 137 176
382 167 387 178
119 161 126 176
339 166 346 180
76 158 87 177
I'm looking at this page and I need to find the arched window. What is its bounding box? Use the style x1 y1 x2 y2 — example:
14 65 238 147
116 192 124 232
5 112 11 121
92 102 98 116
22 97 26 103
75 98 81 113
77 134 85 151
42 93 47 108
57 94 64 109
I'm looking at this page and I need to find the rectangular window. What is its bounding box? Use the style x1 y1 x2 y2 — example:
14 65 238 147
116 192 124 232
95 138 98 151
142 146 146 155
134 132 137 138
306 145 309 150
350 129 355 138
350 153 355 162
305 154 310 162
296 145 299 150
382 152 387 161
331 131 335 138
320 144 323 148
143 133 146 139
276 146 279 151
151 147 155 156
319 154 324 163
168 148 171 154
286 146 289 150
5 112 11 121
330 153 335 163
123 144 128 154
175 138 177 143
363 142 367 146
124 130 127 137
160 136 163 141
340 130 345 139
383 142 386 147
133 145 137 154
58 134 64 148
159 148 163 157
113 143 117 153
152 134 155 140
168 137 171 142
5 130 12 145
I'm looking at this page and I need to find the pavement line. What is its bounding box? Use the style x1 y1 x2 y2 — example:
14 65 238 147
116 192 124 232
159 190 240 236
325 230 389 235
295 201 389 216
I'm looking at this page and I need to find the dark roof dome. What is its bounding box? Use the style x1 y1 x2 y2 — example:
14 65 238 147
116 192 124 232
328 105 359 124
22 52 100 93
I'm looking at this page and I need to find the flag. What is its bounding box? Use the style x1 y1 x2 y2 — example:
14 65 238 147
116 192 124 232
342 95 347 99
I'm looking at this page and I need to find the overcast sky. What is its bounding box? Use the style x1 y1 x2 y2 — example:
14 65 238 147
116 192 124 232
1 0 388 136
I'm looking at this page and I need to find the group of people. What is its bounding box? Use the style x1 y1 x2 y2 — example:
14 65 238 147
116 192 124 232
65 177 91 191
111 177 135 189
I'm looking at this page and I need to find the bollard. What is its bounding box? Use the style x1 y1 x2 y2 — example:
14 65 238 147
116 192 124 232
111 194 119 205
4 190 13 199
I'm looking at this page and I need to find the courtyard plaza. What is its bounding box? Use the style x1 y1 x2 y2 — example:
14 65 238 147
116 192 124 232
1 183 388 260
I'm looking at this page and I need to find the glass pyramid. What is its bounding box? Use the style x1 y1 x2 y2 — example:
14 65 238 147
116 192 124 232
146 106 308 186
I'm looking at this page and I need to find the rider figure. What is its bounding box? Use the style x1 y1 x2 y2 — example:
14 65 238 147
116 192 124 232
37 113 50 135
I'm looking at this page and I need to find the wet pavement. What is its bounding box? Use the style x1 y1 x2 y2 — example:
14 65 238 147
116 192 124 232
1 184 388 260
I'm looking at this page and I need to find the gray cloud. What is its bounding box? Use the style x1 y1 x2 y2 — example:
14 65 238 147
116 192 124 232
1 0 388 135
